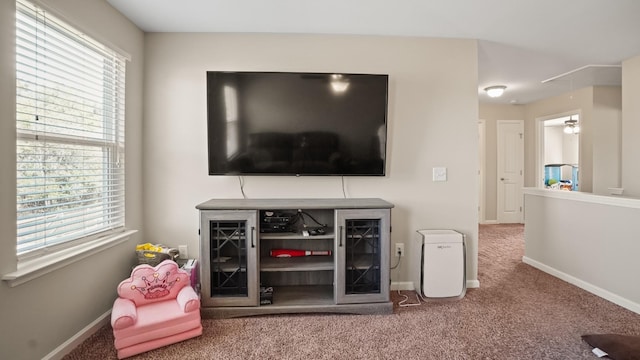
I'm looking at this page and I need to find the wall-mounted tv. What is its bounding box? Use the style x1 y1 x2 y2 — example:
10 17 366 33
206 71 388 176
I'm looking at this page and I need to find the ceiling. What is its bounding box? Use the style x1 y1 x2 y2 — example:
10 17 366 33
106 0 640 105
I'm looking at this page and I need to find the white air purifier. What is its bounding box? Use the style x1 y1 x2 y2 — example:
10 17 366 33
417 229 466 299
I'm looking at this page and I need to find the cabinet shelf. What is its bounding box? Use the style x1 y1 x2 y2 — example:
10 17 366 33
261 256 333 272
211 262 247 273
259 254 378 271
260 230 334 240
269 285 334 306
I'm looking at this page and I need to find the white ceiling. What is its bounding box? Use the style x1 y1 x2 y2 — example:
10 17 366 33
106 0 640 105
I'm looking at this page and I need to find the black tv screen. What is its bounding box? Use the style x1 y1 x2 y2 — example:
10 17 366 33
206 71 388 176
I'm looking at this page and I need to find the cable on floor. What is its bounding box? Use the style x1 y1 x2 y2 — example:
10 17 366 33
397 290 422 307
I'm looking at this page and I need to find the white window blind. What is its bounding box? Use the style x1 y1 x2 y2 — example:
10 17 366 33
16 0 126 257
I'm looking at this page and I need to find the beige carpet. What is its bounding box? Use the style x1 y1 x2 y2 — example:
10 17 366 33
63 224 640 359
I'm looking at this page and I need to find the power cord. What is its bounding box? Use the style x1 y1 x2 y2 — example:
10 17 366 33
391 246 425 307
291 209 327 228
397 290 423 307
390 250 401 270
341 176 347 198
238 176 247 199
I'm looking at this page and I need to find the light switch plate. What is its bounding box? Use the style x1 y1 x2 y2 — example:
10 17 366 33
433 167 447 182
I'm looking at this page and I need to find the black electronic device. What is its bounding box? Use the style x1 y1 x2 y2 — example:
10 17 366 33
260 224 292 233
206 71 388 176
260 210 295 233
307 227 326 236
262 215 291 224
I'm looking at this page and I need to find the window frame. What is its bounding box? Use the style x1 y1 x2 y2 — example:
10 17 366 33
15 0 128 261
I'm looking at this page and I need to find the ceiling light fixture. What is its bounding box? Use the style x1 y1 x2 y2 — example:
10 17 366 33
563 118 580 134
484 85 507 98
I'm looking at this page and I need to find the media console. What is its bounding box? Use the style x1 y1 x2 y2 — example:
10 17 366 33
196 198 394 318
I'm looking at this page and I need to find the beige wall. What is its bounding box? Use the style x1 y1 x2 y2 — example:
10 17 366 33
622 55 640 197
478 104 525 221
143 33 480 291
0 1 144 359
592 87 622 194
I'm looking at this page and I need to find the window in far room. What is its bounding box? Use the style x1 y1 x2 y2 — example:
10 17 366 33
542 114 580 191
15 0 127 259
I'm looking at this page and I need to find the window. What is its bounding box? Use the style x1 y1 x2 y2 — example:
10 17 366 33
15 0 126 258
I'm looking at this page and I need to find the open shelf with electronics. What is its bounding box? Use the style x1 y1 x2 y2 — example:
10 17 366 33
197 198 393 318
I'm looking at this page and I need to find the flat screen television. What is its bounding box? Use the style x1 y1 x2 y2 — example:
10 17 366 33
206 71 388 176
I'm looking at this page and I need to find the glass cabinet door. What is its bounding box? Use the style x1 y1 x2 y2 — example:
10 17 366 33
200 210 259 307
334 209 390 304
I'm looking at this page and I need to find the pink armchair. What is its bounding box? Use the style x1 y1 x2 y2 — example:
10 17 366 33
111 260 202 359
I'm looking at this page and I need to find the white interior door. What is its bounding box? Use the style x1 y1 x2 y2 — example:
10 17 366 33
497 120 524 223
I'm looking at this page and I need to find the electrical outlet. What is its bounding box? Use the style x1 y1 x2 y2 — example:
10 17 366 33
395 243 404 257
178 245 188 259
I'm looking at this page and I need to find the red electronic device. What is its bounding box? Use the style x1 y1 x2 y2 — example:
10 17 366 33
270 249 332 257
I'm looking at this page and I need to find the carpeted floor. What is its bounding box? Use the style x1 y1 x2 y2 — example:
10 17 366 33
63 224 640 359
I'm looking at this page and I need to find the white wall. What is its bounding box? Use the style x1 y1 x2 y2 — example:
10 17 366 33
143 33 480 290
544 126 565 165
0 1 144 359
622 55 640 197
562 129 579 165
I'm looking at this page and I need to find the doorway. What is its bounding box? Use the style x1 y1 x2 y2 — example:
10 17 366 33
536 112 580 190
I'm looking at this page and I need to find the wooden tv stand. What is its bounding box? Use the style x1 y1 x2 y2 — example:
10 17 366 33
196 198 394 318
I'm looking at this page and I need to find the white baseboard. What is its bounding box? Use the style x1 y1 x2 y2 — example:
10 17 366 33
466 279 480 288
522 256 640 315
391 281 415 291
42 310 111 360
480 220 498 225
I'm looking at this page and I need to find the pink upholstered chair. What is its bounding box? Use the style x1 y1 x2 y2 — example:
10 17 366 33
111 260 202 359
